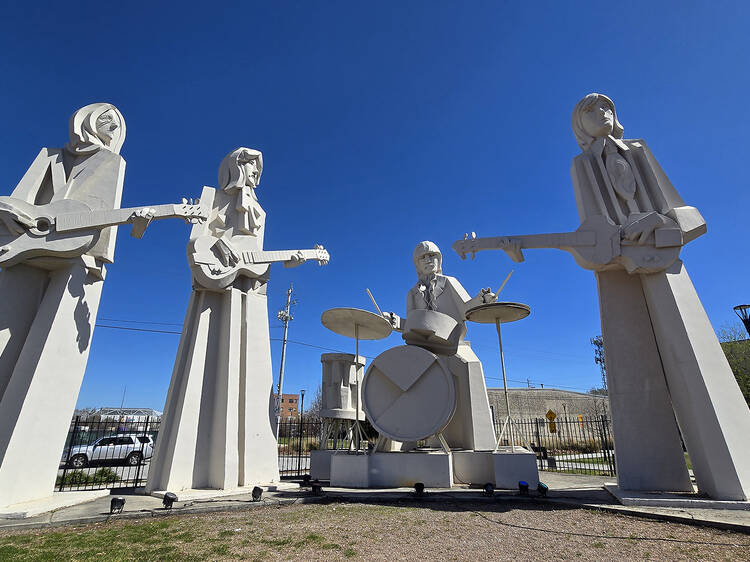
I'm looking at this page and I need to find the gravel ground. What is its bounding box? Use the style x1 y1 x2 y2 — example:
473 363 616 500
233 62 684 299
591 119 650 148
0 499 748 561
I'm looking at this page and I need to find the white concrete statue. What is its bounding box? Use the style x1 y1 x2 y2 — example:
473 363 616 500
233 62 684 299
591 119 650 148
453 93 750 501
147 148 329 496
0 103 127 508
377 241 497 451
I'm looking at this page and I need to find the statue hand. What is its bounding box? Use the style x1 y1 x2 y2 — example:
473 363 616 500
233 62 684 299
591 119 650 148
622 212 667 245
480 288 497 304
284 250 306 268
382 311 400 329
214 237 240 267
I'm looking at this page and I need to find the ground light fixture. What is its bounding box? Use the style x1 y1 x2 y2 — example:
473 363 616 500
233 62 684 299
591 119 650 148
483 482 495 497
311 479 323 496
162 492 178 510
537 482 549 497
110 497 125 515
414 482 425 497
252 486 263 502
518 481 529 496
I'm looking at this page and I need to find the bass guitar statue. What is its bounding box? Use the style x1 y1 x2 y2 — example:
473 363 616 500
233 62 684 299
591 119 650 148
453 93 750 502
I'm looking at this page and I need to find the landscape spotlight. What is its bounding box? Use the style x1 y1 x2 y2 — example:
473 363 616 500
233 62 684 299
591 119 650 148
252 486 263 502
311 479 323 496
302 474 311 486
162 492 178 510
414 482 425 497
518 481 529 496
537 482 549 497
110 497 125 515
483 482 495 497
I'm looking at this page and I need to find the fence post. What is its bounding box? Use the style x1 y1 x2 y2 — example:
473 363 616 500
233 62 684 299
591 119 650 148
296 416 304 476
59 416 80 491
133 416 149 487
600 414 615 475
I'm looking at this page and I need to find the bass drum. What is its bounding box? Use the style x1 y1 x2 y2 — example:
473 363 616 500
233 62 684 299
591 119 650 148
362 345 456 443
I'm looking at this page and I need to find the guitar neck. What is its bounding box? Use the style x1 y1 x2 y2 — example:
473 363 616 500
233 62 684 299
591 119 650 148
55 204 181 232
249 249 320 264
464 231 595 253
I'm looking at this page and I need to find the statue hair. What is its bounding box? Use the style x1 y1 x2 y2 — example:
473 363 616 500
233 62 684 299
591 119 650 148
218 147 263 192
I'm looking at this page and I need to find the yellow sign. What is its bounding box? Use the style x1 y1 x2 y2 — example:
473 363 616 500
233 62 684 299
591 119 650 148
548 421 557 433
578 414 584 428
545 409 556 421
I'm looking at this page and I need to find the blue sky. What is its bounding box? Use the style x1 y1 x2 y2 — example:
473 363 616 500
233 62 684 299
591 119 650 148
1 2 748 411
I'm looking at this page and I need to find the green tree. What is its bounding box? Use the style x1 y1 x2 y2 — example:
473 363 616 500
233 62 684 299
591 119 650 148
717 323 750 406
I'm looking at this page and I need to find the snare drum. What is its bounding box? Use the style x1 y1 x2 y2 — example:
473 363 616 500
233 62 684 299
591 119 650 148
402 309 464 355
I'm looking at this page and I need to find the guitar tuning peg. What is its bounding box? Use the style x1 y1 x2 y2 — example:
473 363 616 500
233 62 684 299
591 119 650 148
195 198 200 205
471 232 476 240
463 233 468 240
471 251 476 260
182 197 188 204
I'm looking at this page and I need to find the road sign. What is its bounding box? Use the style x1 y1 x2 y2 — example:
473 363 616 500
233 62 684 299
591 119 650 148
546 409 556 421
548 421 557 433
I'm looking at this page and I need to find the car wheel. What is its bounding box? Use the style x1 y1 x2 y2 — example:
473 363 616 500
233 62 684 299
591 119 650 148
126 452 142 466
69 454 88 469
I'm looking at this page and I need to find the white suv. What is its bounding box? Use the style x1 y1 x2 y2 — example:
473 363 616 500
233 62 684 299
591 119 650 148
66 434 154 468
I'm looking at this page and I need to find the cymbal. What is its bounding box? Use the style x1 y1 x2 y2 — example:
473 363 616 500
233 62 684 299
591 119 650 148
321 307 393 340
465 302 530 324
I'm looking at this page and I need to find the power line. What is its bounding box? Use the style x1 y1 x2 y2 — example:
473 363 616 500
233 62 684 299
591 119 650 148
98 317 184 327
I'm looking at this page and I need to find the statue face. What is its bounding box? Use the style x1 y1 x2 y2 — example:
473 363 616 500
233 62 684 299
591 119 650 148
95 109 120 146
580 98 614 139
240 155 261 188
415 251 440 277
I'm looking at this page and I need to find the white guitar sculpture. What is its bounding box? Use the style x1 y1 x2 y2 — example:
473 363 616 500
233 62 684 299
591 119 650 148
0 196 207 268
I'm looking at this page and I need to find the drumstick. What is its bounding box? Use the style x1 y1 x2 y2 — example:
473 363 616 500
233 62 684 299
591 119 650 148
496 270 514 295
366 288 383 316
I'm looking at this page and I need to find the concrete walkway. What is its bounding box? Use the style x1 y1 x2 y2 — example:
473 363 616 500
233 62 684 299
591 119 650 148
0 473 747 535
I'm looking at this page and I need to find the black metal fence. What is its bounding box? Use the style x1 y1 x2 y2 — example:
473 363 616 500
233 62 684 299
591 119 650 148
501 415 616 476
58 416 160 491
57 414 615 491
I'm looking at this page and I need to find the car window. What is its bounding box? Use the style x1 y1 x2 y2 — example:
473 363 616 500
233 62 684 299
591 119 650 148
97 438 116 446
137 436 151 444
115 437 134 445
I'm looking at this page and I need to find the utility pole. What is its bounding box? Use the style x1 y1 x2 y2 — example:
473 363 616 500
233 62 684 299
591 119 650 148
275 284 294 438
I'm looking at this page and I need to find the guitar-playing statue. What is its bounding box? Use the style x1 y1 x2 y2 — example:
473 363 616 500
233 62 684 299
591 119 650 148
147 147 329 495
453 93 750 501
0 103 204 510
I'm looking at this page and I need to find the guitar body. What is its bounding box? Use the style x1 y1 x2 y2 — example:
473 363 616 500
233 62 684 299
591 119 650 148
189 235 270 290
0 198 99 268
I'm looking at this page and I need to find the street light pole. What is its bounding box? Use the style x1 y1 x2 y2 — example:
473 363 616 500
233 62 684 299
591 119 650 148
275 284 294 439
734 304 750 337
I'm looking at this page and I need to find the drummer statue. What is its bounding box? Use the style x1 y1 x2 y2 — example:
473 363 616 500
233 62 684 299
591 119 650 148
382 241 497 451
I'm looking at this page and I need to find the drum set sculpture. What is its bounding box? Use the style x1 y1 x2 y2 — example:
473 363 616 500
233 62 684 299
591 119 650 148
316 242 540 489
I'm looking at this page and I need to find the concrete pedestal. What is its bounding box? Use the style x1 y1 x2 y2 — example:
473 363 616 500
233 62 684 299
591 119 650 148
492 447 539 489
0 489 110 519
330 451 453 488
310 449 338 481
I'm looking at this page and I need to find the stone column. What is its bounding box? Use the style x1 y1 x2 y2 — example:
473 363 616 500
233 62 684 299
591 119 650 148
641 261 750 500
0 262 103 507
596 269 692 492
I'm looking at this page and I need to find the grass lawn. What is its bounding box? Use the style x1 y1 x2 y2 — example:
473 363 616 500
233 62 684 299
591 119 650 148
0 500 747 561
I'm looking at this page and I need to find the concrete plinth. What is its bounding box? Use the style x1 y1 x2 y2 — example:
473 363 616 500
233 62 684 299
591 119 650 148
605 484 750 511
331 450 453 488
0 490 110 519
493 447 539 489
453 451 494 485
310 449 338 481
